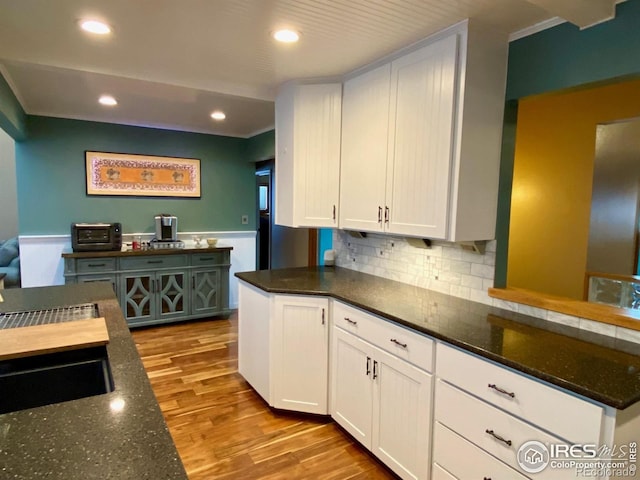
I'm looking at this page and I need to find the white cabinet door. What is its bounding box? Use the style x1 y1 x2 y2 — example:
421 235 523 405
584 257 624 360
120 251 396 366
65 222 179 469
331 327 374 448
238 281 272 403
339 64 390 232
272 295 329 414
275 83 342 228
386 34 458 239
372 345 432 480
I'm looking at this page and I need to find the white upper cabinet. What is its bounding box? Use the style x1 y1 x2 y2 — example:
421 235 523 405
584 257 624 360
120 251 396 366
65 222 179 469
339 64 391 232
339 20 508 241
275 83 342 228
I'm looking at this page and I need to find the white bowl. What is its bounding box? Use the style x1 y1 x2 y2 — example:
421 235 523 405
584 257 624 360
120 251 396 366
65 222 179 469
206 238 218 247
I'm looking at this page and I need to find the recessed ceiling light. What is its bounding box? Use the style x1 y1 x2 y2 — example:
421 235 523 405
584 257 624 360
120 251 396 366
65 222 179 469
80 19 112 35
99 95 118 106
210 111 226 121
273 29 300 43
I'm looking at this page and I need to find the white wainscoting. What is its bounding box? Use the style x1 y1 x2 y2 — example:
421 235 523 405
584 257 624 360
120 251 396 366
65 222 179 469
18 231 257 309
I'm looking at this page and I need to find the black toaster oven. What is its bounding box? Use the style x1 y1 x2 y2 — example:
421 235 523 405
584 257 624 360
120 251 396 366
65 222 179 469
71 223 122 252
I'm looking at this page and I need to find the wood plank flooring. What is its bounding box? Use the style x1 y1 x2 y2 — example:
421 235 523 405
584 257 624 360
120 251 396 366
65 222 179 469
132 314 397 480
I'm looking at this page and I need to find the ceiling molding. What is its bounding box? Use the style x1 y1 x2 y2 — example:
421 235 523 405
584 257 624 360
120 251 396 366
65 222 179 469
508 17 566 42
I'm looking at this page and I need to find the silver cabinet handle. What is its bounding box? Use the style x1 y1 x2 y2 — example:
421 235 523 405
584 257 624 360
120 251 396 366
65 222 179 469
488 384 516 398
384 206 389 224
378 206 382 223
366 356 371 376
321 308 325 325
373 360 378 379
390 338 407 348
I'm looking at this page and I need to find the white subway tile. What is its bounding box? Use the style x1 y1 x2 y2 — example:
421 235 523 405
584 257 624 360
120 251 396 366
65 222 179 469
517 304 549 320
450 285 471 300
579 319 617 338
470 263 495 279
442 247 463 260
493 299 519 312
616 326 640 344
449 260 472 275
547 311 580 328
439 271 462 285
461 274 484 290
470 288 493 305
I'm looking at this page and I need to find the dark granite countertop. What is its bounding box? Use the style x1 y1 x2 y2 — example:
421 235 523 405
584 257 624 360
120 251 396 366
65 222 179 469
0 283 188 479
62 245 232 258
236 267 640 410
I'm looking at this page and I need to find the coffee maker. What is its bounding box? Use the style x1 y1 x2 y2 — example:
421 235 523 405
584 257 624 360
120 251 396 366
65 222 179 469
155 214 178 241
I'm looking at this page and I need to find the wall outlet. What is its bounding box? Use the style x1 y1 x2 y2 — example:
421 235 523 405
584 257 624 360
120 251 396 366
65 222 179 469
241 214 249 225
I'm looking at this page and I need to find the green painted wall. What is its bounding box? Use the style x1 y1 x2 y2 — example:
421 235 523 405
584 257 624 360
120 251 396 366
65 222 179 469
0 74 27 140
16 116 256 234
245 129 275 162
506 0 640 100
495 0 640 288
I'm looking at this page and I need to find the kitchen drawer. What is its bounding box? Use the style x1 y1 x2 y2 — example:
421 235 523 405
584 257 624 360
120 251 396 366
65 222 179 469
119 255 188 271
332 300 434 372
436 342 603 445
77 258 117 273
191 252 228 266
435 379 596 480
431 463 457 480
433 421 528 480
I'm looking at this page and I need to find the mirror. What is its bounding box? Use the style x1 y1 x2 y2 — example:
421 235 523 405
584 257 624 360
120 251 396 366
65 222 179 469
506 77 640 311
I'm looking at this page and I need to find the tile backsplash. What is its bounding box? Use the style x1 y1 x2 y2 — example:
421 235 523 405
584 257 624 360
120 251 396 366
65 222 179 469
333 230 640 344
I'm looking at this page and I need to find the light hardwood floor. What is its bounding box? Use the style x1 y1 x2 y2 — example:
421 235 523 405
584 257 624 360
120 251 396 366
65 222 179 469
132 314 397 480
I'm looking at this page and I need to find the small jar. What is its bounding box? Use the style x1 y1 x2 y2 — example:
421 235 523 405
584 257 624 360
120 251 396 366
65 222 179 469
132 235 141 250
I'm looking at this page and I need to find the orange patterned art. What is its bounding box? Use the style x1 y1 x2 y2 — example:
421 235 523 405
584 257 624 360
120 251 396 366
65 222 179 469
85 151 200 197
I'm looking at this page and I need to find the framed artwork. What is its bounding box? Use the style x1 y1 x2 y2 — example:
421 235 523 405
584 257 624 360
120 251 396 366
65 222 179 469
85 151 201 198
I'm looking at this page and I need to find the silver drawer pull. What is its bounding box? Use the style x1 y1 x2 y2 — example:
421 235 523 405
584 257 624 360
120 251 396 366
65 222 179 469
488 384 515 398
390 338 407 348
147 260 163 264
344 317 357 325
485 429 512 447
88 263 106 267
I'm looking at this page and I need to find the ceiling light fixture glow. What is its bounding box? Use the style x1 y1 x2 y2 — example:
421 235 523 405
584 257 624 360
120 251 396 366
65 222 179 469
273 29 300 43
80 19 112 35
210 111 226 121
99 95 118 106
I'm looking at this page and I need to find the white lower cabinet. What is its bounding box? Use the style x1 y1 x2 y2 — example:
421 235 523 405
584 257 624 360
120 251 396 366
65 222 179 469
432 421 528 480
272 295 329 414
238 287 640 480
238 281 329 414
331 301 433 480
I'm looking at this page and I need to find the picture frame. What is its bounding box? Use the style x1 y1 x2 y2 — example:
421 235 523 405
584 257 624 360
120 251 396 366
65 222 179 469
85 151 201 198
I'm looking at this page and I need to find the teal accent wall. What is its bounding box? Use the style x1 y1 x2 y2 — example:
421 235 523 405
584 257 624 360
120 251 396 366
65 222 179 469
496 0 640 287
317 229 333 266
506 0 640 100
0 74 27 140
245 129 275 162
16 116 256 234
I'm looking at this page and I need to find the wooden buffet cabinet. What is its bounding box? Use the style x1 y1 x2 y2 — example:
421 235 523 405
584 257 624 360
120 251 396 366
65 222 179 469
63 247 232 327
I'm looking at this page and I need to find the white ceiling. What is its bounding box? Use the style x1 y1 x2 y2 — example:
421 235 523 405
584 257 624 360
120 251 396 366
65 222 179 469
0 0 618 138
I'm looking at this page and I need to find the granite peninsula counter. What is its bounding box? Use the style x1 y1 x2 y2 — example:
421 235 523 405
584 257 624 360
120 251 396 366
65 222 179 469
236 266 640 410
0 283 187 480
